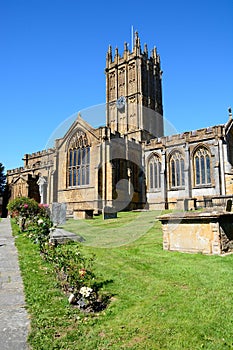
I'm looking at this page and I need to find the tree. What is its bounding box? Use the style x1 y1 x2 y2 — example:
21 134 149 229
0 163 6 196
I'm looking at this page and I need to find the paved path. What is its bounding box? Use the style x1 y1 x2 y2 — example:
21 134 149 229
0 218 30 350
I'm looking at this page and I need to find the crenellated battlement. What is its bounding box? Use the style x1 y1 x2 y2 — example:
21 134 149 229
24 148 55 160
7 148 55 175
106 31 161 70
7 167 25 175
7 159 54 175
145 124 224 150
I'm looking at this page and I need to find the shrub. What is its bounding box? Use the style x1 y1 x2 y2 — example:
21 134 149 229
8 197 52 249
7 197 40 222
43 241 95 292
9 197 110 312
43 241 109 312
26 215 52 252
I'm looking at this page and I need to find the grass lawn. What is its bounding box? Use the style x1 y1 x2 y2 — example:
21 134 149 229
13 211 233 350
62 210 160 247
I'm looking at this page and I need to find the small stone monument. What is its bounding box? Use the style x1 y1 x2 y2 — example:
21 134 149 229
226 199 232 212
51 202 67 226
73 209 94 220
103 206 117 220
159 210 233 255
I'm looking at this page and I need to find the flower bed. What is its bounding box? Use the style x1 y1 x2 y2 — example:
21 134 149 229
7 197 110 312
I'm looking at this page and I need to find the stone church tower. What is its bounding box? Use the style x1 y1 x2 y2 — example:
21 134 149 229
105 32 164 141
6 33 233 217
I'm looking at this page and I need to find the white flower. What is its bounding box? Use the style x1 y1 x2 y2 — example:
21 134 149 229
38 219 44 225
79 286 93 298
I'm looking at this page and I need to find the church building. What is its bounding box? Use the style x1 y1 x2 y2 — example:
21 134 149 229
7 33 233 216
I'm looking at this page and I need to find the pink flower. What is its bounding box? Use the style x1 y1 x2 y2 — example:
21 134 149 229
23 204 28 209
38 203 49 208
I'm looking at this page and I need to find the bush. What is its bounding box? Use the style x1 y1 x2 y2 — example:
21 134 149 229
44 241 95 292
26 215 52 251
7 197 40 222
9 197 110 312
43 241 109 312
8 197 52 249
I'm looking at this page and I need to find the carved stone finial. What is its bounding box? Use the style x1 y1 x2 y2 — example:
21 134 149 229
124 42 128 51
134 31 139 46
134 31 141 54
115 47 119 56
152 46 157 58
228 107 232 120
106 45 112 63
144 43 148 56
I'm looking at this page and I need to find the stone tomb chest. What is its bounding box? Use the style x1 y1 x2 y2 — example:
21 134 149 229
73 209 94 220
159 211 233 255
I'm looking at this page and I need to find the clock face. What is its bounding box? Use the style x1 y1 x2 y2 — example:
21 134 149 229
116 96 126 110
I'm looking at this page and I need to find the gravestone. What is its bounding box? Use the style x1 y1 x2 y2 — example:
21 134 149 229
226 199 232 212
184 198 197 211
103 206 117 220
51 202 67 226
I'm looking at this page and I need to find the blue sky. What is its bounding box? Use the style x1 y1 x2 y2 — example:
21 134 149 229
0 0 232 171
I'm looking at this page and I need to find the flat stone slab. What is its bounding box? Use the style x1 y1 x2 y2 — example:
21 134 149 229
49 228 85 244
159 209 233 221
0 218 30 349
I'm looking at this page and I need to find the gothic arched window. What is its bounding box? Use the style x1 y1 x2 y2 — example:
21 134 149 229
68 132 90 187
148 154 161 190
170 151 185 188
194 147 211 186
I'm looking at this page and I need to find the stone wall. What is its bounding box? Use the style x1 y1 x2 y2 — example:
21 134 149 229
144 124 231 209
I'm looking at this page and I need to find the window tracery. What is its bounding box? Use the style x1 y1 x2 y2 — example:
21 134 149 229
193 147 211 186
148 154 161 190
68 132 90 187
169 151 185 188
